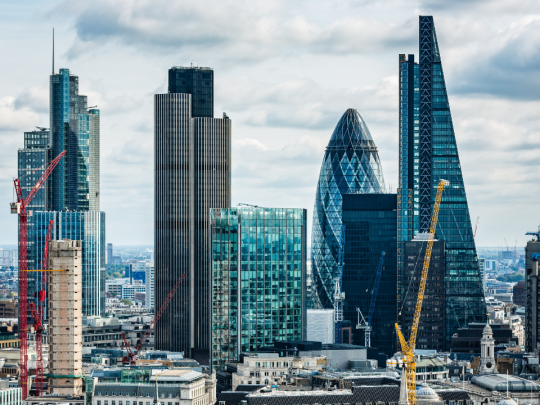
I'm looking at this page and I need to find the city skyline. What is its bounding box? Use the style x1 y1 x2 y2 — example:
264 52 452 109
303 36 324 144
1 1 539 249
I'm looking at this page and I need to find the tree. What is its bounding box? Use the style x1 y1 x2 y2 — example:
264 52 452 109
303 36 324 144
120 299 133 306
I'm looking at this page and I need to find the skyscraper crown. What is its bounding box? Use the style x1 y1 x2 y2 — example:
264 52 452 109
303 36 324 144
327 108 376 150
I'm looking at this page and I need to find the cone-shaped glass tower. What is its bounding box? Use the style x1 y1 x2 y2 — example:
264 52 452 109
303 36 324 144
312 108 386 308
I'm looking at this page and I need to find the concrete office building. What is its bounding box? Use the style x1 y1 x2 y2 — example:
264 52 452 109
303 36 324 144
154 66 231 364
47 240 83 396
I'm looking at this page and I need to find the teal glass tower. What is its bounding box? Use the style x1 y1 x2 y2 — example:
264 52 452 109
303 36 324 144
50 68 100 212
312 109 386 309
210 207 307 371
397 16 486 349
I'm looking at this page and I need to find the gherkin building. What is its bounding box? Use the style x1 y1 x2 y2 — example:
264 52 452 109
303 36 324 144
312 108 386 309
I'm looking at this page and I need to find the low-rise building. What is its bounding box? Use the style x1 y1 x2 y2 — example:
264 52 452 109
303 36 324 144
232 353 325 390
92 369 216 405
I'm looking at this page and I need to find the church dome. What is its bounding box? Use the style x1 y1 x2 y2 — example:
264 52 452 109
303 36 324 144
483 324 493 334
417 385 439 400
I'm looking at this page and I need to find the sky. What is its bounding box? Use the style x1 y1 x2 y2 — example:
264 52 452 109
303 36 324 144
1 0 539 248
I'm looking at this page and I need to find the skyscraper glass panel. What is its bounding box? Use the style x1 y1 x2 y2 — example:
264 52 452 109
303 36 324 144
312 108 386 309
398 16 486 349
210 207 307 372
31 211 106 317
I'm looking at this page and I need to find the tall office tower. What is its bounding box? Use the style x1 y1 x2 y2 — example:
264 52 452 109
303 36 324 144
50 68 100 212
525 239 540 352
397 16 486 349
18 129 52 271
107 243 113 264
30 211 106 317
168 66 213 117
145 262 154 309
210 207 307 371
401 235 445 352
155 66 231 364
341 194 397 356
312 108 386 309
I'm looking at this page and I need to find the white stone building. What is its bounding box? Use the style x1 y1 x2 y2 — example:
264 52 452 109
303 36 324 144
93 370 216 405
232 353 326 390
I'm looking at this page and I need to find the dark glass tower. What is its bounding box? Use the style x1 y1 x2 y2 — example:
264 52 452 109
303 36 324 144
168 67 214 118
398 16 486 349
155 66 231 364
342 194 397 356
312 109 386 309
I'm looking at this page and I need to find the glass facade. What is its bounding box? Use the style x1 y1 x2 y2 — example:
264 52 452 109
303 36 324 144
398 16 486 349
312 108 386 309
154 70 231 364
50 68 100 212
30 211 106 317
168 66 214 118
341 194 397 356
210 207 307 372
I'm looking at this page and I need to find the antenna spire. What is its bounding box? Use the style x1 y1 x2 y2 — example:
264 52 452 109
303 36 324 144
52 28 55 74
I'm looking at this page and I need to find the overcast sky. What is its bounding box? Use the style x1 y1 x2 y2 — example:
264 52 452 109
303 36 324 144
1 0 539 249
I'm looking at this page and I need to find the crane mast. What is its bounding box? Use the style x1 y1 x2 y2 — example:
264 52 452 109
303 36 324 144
395 179 448 405
356 251 385 347
334 225 346 344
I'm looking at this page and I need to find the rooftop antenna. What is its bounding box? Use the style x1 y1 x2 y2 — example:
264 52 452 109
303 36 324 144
52 28 55 74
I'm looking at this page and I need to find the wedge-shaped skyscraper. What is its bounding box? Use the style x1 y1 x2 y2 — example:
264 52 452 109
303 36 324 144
312 109 386 309
398 16 486 350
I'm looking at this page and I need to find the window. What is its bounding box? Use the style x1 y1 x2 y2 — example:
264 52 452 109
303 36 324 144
97 402 101 405
104 401 109 405
120 401 123 405
112 401 116 405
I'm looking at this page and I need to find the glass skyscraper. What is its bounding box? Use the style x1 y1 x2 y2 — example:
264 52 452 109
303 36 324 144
168 66 214 118
29 211 106 317
398 16 486 349
18 67 105 326
210 207 307 372
50 68 100 212
312 108 386 309
154 66 231 364
341 194 397 356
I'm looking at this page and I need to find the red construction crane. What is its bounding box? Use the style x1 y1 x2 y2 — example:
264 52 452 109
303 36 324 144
29 302 44 396
31 220 53 397
11 151 65 398
122 274 186 365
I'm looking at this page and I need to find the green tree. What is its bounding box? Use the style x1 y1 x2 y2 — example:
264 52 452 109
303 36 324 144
120 299 133 306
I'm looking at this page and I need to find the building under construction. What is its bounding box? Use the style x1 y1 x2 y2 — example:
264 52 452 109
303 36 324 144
48 240 83 396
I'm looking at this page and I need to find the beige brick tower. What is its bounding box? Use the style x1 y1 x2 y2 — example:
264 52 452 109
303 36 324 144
48 240 83 396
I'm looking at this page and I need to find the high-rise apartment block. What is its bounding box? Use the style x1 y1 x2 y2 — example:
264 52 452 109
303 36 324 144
342 194 397 355
48 239 83 396
525 239 540 352
210 207 307 371
155 66 231 364
397 16 486 349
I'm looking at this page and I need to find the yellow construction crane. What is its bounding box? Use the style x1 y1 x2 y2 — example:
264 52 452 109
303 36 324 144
395 179 449 405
